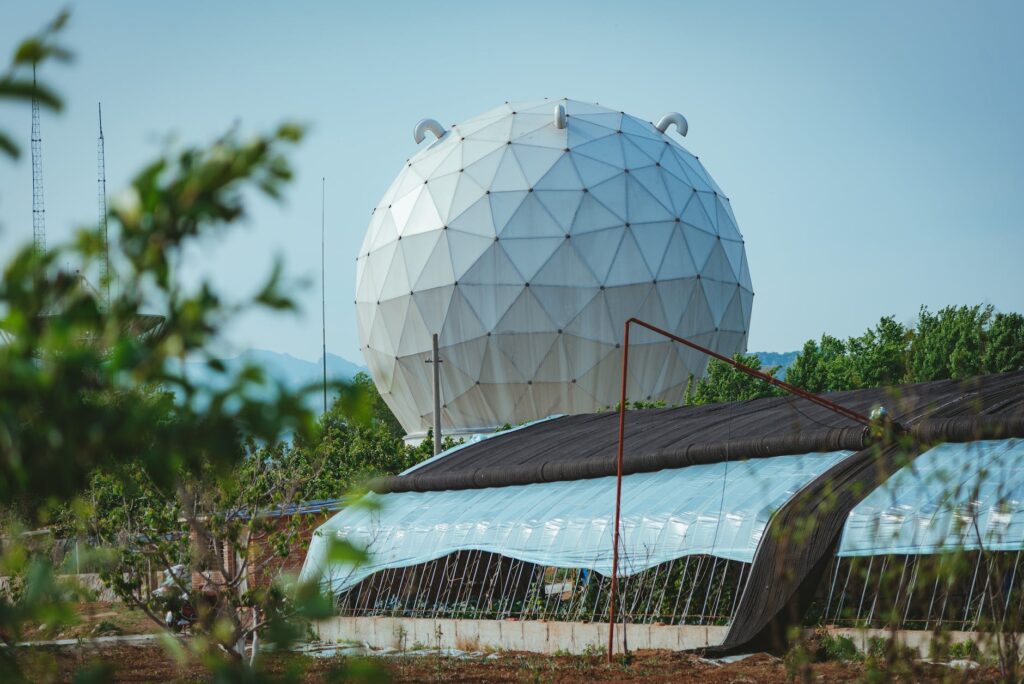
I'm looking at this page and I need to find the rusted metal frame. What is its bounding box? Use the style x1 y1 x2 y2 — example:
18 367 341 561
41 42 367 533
627 317 874 426
608 317 875 661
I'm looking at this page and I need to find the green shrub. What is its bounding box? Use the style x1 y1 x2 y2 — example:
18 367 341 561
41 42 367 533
820 633 861 662
91 620 121 636
867 636 889 659
948 639 979 661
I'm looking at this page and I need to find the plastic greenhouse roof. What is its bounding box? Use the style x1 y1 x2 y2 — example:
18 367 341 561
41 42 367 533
838 438 1024 557
300 450 853 593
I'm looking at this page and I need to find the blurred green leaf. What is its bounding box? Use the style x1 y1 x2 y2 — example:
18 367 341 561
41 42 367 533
0 131 18 159
327 537 368 565
0 78 63 110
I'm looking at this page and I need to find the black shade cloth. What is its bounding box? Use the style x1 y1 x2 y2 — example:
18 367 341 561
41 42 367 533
374 371 1024 494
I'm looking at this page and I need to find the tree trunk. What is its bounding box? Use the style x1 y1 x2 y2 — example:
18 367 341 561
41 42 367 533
249 627 259 667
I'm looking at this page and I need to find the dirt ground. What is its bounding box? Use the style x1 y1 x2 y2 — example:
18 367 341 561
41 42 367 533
12 642 1003 683
20 601 162 641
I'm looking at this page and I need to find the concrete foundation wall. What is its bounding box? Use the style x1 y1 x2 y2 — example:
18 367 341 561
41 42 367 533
314 617 1020 658
313 616 728 654
824 626 1022 659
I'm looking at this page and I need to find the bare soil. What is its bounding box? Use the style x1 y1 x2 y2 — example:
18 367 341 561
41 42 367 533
13 642 1004 683
21 601 162 641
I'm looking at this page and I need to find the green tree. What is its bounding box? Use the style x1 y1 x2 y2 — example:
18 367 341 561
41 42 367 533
784 335 853 394
687 353 783 405
908 305 992 381
77 364 440 666
783 306 1022 396
299 403 411 501
0 13 368 680
297 375 455 500
84 436 349 667
983 312 1024 374
846 315 908 388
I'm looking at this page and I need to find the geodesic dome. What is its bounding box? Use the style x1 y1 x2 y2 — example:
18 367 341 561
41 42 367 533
355 98 753 437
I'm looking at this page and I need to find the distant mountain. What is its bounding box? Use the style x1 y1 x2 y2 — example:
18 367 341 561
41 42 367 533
752 351 799 379
182 349 365 406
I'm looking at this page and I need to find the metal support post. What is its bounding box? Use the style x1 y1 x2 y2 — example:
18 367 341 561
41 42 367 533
430 333 442 455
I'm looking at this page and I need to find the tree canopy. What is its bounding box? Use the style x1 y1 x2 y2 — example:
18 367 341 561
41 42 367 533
690 306 1024 405
0 13 377 681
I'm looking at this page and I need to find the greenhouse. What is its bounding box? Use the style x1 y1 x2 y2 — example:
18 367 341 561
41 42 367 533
301 371 1024 651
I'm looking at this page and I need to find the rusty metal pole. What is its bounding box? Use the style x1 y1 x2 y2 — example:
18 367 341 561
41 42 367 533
606 317 874 664
608 320 630 662
626 318 872 427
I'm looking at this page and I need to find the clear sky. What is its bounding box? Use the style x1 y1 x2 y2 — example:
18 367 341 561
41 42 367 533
1 1 1022 364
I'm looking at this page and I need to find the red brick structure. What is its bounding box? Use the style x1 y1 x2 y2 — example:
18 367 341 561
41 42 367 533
189 499 344 593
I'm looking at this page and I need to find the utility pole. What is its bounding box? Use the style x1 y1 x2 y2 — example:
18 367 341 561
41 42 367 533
31 64 45 259
429 334 443 455
321 177 328 415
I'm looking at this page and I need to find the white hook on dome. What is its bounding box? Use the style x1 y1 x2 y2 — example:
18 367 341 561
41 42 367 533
554 103 567 129
413 119 446 144
655 112 688 137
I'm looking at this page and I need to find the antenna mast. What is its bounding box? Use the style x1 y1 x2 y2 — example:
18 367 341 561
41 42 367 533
97 103 110 308
31 65 45 258
321 177 328 414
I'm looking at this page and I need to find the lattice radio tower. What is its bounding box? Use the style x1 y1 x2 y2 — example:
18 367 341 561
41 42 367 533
31 65 46 257
97 103 110 307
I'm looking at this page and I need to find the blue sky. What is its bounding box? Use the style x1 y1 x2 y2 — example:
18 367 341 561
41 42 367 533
1 1 1022 363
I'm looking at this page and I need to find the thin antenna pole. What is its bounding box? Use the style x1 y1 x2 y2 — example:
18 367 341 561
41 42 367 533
321 177 328 415
97 103 110 309
31 64 46 258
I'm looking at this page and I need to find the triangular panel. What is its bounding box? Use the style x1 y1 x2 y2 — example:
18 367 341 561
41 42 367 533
534 190 584 231
460 283 523 330
632 221 675 276
604 229 653 286
499 192 565 238
570 193 624 234
448 196 495 238
511 144 563 186
534 153 583 191
460 243 524 285
572 227 625 282
447 230 494 280
413 232 456 291
499 236 563 281
657 228 698 281
494 287 557 333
